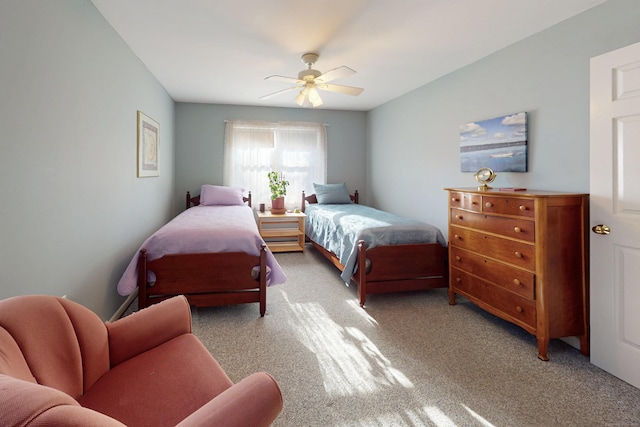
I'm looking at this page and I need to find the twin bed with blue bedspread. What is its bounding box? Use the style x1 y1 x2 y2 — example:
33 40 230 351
302 183 448 307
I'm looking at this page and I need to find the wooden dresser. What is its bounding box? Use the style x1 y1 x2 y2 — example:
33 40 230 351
445 188 589 360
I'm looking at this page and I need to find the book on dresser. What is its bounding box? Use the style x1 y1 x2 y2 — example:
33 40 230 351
444 187 589 361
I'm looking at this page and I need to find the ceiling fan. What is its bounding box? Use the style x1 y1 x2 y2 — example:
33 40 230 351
260 52 364 107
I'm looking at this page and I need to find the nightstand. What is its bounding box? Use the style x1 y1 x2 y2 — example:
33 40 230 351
256 211 306 253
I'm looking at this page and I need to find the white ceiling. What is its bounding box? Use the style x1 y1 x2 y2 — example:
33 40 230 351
91 0 606 111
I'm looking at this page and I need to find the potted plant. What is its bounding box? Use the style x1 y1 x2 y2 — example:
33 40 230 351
268 171 289 214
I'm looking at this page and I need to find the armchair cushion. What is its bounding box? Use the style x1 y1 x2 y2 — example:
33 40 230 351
78 334 234 426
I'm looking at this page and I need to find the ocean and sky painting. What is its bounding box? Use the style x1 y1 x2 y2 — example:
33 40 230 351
459 112 528 172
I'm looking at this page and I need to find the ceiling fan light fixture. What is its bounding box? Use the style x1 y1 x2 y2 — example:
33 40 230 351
308 86 323 107
294 90 306 106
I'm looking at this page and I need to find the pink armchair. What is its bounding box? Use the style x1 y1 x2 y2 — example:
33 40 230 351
0 295 282 426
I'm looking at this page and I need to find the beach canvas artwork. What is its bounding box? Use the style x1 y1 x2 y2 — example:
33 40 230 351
459 112 528 172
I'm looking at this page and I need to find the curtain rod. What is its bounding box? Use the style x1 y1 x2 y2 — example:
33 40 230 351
224 119 328 127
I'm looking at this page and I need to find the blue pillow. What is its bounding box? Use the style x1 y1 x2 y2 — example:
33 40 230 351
313 183 352 204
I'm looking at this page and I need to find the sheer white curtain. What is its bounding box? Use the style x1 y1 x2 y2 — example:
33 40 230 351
224 120 327 209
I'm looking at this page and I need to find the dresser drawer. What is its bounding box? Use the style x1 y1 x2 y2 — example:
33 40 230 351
450 246 534 299
449 226 535 271
450 209 535 242
452 269 536 330
482 196 534 218
450 192 481 212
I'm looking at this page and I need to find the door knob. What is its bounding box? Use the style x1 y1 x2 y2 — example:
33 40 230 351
592 224 611 235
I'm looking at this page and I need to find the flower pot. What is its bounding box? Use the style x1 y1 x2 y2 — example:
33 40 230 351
271 197 286 214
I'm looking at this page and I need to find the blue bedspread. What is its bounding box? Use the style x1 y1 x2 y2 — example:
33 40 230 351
304 203 446 282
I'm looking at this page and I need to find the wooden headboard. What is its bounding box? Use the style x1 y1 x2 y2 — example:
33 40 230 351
186 191 252 209
301 190 359 213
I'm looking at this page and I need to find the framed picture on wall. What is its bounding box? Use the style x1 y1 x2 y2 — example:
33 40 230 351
137 111 159 177
459 112 528 172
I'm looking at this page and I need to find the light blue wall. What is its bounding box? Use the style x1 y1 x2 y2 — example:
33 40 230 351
0 1 175 319
175 103 367 211
367 0 640 235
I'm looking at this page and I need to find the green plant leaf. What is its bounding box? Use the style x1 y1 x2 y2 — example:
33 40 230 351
268 171 289 199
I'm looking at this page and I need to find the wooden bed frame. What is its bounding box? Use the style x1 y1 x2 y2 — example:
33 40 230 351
137 191 268 316
302 190 448 307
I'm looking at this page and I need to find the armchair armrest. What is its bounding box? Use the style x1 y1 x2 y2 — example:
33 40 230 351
106 295 192 367
176 372 283 427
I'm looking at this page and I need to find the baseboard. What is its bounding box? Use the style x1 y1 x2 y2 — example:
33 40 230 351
109 288 138 322
561 336 580 351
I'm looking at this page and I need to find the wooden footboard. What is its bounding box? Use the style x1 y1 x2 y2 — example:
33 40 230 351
137 244 268 316
356 240 448 307
309 238 448 307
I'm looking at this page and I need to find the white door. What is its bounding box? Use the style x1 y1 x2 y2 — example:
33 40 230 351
590 41 640 389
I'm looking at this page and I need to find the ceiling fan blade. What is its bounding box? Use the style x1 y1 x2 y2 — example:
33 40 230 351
317 83 364 96
315 66 356 84
260 85 302 100
264 75 304 85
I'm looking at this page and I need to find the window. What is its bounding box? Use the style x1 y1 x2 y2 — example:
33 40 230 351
223 120 327 209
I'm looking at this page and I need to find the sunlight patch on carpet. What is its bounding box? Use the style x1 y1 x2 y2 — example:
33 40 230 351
346 299 379 326
423 406 457 426
283 292 413 396
462 404 496 427
332 407 459 427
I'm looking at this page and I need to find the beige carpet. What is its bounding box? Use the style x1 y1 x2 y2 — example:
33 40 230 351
127 245 640 426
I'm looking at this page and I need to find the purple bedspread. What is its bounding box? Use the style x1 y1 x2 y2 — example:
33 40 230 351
117 205 286 296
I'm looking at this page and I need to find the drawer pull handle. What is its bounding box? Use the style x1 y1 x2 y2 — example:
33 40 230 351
455 278 462 283
514 251 522 258
485 202 493 208
451 197 459 202
514 226 521 233
513 279 521 286
454 234 461 240
455 214 462 220
516 306 523 313
455 256 461 261
519 205 527 211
